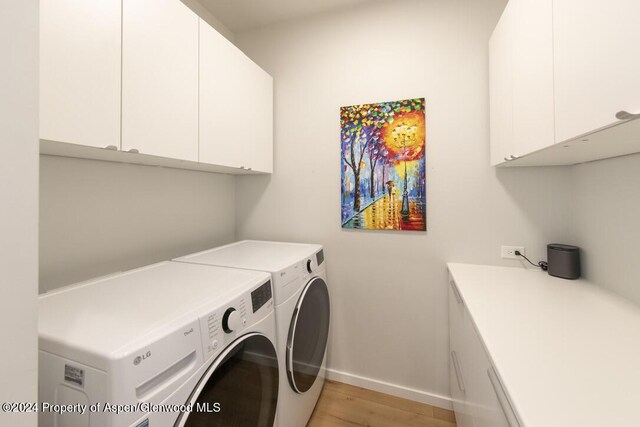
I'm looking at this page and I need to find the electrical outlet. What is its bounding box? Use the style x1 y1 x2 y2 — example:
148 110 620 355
501 245 525 259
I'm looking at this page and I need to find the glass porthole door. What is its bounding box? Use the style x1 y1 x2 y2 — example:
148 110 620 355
176 333 279 427
286 277 331 394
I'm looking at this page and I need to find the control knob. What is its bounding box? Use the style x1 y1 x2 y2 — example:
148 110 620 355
222 308 242 333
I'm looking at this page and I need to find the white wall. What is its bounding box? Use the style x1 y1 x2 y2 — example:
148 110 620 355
234 0 573 406
0 0 39 425
40 156 236 292
181 0 235 42
571 153 640 305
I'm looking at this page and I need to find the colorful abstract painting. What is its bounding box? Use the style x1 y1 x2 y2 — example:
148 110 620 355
341 98 426 231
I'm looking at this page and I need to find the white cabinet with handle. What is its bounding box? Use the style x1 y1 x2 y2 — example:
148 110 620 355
488 1 514 167
122 0 199 161
511 0 554 158
40 0 121 149
40 0 273 174
448 274 518 427
490 0 640 167
448 262 640 426
553 0 640 143
199 19 273 173
448 278 476 427
489 0 554 166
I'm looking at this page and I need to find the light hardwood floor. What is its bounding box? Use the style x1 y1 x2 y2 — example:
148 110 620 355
307 380 457 427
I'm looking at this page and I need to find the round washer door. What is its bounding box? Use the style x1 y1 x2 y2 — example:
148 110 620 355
287 276 331 394
176 333 279 427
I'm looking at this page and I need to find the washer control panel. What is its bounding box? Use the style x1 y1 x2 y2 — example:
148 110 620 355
250 280 272 313
199 279 273 360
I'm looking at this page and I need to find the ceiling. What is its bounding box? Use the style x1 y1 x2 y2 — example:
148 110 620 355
198 0 379 32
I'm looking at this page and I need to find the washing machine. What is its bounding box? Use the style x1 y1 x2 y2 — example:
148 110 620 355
39 261 279 427
174 240 330 427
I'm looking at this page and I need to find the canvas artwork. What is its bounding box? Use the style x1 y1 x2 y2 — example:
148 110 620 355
341 98 426 231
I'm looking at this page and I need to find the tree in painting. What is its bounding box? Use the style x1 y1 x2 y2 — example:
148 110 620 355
366 134 387 199
341 98 426 231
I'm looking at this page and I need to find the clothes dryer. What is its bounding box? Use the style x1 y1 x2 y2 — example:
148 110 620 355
175 241 330 427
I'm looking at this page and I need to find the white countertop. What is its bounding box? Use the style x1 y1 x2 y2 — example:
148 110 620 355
447 263 640 427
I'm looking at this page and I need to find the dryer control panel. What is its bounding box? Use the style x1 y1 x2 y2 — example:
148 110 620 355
199 279 274 361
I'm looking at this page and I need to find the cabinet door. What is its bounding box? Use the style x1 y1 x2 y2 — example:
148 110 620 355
199 21 244 170
512 0 554 156
199 20 273 173
122 0 198 161
40 0 121 148
241 59 273 174
489 2 514 166
462 319 511 427
554 0 640 143
448 277 475 427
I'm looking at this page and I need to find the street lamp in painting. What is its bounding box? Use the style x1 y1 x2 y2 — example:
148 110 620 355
392 124 417 217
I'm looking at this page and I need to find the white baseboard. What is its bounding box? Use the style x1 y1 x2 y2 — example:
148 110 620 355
324 368 453 411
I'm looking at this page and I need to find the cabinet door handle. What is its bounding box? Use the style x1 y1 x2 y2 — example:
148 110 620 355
449 279 463 304
615 110 640 120
503 157 511 162
127 148 139 154
104 145 118 151
509 154 518 160
487 366 520 427
450 351 465 393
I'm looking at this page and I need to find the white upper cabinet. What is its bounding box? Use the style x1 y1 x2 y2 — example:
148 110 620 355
40 0 121 148
489 1 514 166
199 22 240 170
122 0 199 161
241 58 274 174
40 0 273 174
512 0 554 155
489 0 554 166
553 0 640 143
199 20 273 173
490 0 640 167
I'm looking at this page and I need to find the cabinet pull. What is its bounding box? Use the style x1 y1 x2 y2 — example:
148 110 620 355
127 148 139 154
449 279 463 304
104 145 118 151
509 154 518 160
487 366 520 427
615 110 640 120
450 351 465 393
504 157 511 162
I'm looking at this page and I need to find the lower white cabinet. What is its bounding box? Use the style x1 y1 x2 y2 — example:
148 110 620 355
448 275 519 427
449 279 475 427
